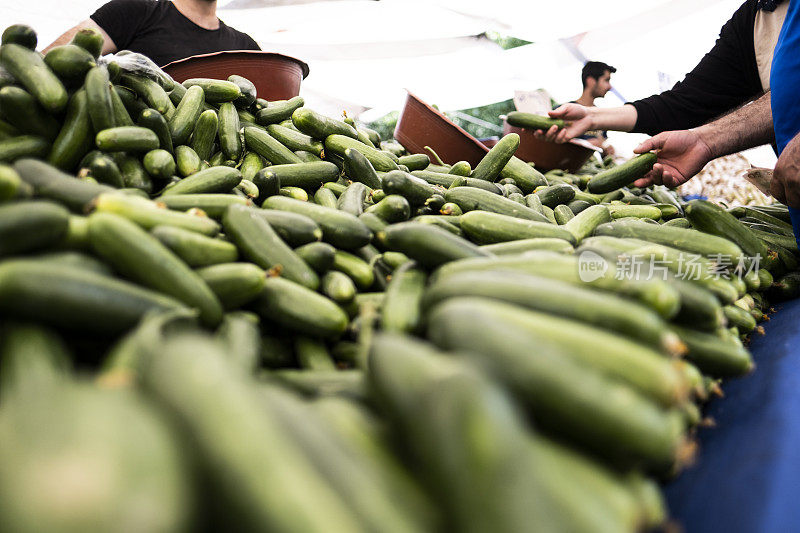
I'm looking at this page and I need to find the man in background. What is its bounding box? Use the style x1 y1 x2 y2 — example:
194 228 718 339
567 61 617 155
44 0 259 67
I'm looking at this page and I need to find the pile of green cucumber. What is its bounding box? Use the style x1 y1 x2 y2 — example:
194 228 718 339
0 22 797 533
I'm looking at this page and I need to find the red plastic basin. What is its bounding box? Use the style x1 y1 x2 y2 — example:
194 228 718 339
394 91 489 167
162 50 309 102
503 119 597 173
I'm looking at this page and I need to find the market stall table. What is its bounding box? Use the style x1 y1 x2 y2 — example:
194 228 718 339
665 299 800 532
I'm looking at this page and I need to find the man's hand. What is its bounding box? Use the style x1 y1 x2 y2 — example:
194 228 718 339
532 103 593 143
632 129 713 188
771 133 800 207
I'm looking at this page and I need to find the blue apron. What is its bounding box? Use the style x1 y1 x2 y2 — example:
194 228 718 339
771 0 800 247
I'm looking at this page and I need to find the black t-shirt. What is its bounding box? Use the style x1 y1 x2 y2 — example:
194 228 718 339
91 0 260 67
628 0 761 136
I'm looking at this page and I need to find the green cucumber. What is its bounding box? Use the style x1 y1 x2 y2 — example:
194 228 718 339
397 154 429 171
595 218 745 261
0 201 70 257
671 325 754 377
96 126 160 152
296 242 336 273
88 212 222 326
256 208 322 246
158 193 248 220
685 199 768 259
138 108 174 154
161 166 242 196
337 182 369 216
267 123 324 155
380 262 426 333
498 156 547 193
460 210 576 244
182 78 241 103
189 109 218 161
0 259 183 333
71 27 104 57
260 161 340 190
444 186 550 223
255 96 305 125
111 154 150 192
471 133 520 182
724 304 757 333
169 84 204 146
108 81 134 126
2 24 37 49
343 147 382 189
314 186 339 209
664 217 692 228
253 277 348 338
365 194 410 223
564 205 611 243
0 136 49 163
325 134 398 172
244 126 302 165
228 74 256 108
382 170 439 206
218 102 242 160
263 195 373 250
85 66 116 131
49 90 93 171
44 44 95 85
196 262 265 309
291 106 357 139
175 145 202 177
448 160 471 176
434 250 681 319
424 304 685 470
141 333 362 533
224 204 319 289
151 225 237 267
85 154 125 189
376 221 491 268
0 43 67 113
279 186 308 201
120 73 173 116
587 152 657 193
332 250 374 290
0 86 60 140
535 183 576 208
116 86 148 119
320 270 357 304
480 238 573 255
0 164 24 202
14 158 112 212
505 111 565 130
425 269 684 356
143 149 176 180
554 204 575 224
608 204 663 220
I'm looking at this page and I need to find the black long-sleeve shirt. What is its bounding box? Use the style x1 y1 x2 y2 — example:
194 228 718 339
629 1 763 135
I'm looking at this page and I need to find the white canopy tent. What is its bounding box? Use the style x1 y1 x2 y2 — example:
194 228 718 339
0 0 774 163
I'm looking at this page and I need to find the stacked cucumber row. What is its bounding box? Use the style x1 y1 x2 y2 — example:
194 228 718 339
0 22 796 533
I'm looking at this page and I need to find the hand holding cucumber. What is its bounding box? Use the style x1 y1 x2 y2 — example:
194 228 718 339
531 103 590 143
632 129 713 188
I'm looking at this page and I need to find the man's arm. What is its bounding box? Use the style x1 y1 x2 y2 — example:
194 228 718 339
535 104 638 143
631 91 773 188
43 19 117 54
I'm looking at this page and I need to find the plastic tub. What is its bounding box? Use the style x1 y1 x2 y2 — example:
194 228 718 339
162 50 309 102
503 119 598 173
394 91 489 167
